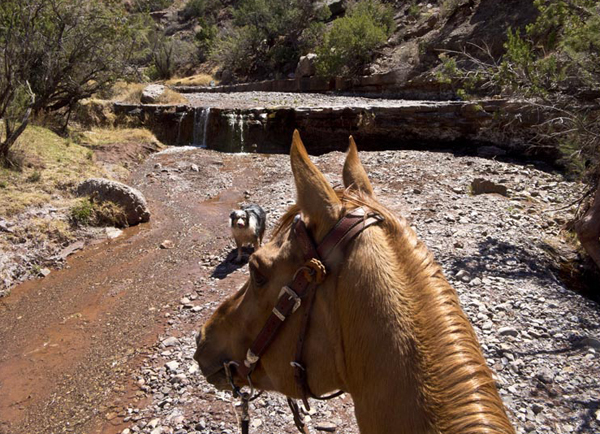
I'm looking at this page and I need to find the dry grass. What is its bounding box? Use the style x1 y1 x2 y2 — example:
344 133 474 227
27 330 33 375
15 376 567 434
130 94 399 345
109 81 189 104
0 126 106 217
79 127 160 148
165 73 216 86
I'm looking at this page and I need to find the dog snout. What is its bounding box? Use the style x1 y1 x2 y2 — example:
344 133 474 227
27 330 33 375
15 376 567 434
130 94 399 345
237 221 245 228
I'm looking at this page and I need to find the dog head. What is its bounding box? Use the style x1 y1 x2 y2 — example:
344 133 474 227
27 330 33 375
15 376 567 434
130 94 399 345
230 210 248 229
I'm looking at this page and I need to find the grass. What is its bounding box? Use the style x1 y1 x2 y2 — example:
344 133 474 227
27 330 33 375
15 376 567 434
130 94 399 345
165 73 216 86
0 126 106 217
109 81 189 104
70 198 128 227
78 127 160 148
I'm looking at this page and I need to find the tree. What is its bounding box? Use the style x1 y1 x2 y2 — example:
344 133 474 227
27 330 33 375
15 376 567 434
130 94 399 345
315 0 395 77
0 0 141 165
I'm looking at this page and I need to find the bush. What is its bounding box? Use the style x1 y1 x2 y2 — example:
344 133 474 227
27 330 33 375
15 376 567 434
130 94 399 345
182 0 221 20
70 198 128 227
149 32 198 80
315 0 395 77
70 199 94 225
212 0 328 78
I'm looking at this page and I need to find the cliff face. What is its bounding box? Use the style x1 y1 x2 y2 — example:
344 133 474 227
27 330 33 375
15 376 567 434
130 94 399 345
369 0 538 88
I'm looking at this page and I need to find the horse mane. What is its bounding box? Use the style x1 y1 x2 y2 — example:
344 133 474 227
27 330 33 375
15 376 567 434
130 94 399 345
275 189 514 434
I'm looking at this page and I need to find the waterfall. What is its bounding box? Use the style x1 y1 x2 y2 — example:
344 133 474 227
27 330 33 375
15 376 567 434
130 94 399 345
226 112 247 152
237 113 246 152
193 107 211 148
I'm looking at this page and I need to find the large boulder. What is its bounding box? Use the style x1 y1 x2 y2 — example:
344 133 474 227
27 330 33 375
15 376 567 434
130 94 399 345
141 84 166 104
295 53 318 78
77 178 150 225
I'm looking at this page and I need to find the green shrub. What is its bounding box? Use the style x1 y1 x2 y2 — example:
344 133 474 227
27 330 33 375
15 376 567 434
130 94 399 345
212 0 327 78
70 198 128 227
182 0 221 20
70 199 94 225
315 0 395 77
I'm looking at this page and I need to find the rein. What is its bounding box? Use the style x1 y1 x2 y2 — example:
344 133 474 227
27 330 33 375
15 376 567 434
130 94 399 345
224 207 384 433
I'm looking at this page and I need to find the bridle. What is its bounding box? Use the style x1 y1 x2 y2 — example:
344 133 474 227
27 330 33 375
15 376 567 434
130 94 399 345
223 207 384 434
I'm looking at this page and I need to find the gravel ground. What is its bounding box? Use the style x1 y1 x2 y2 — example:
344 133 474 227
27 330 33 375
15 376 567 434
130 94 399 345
118 147 599 434
183 92 460 109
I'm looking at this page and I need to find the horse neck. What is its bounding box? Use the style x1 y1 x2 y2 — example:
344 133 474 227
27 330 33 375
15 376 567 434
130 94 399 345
336 221 515 434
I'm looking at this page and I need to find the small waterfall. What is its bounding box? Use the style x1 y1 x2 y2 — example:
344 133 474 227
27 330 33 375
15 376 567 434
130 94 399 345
193 107 211 148
226 112 247 152
175 111 187 146
237 113 246 152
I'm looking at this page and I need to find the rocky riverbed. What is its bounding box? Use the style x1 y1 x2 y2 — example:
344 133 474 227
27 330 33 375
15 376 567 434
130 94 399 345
117 147 598 434
1 144 598 434
183 91 459 109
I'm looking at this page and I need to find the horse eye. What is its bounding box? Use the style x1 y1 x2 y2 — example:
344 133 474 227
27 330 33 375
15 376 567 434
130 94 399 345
250 264 267 287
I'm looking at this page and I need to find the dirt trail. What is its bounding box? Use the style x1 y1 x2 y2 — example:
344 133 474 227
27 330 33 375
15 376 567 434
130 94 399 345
1 145 599 434
0 149 252 434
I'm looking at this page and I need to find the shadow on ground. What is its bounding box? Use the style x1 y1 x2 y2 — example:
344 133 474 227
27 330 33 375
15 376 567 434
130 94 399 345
211 247 255 279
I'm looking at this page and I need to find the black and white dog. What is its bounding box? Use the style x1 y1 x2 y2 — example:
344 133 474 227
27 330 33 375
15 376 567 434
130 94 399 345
229 205 266 263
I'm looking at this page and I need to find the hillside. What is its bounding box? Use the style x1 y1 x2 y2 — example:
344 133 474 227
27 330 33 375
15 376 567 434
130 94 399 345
144 0 538 88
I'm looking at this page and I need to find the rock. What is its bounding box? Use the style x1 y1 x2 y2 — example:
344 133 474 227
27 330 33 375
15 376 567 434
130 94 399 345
77 178 150 225
141 84 165 104
471 178 509 197
0 220 14 233
316 421 337 432
121 429 131 434
162 337 179 347
105 227 123 239
579 336 600 349
160 240 175 249
165 361 179 372
295 53 317 78
498 326 519 337
190 164 199 172
56 241 85 259
39 268 51 277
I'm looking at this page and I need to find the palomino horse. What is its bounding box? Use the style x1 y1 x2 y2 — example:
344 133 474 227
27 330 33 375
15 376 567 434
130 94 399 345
195 131 515 434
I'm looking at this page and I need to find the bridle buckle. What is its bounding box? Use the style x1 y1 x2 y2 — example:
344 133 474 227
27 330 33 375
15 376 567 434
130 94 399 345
279 285 302 313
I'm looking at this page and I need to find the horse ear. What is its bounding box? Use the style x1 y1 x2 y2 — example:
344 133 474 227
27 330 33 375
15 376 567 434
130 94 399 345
343 136 374 196
290 130 340 230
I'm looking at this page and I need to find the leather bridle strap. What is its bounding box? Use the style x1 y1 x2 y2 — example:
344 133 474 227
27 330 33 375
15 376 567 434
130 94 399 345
235 207 384 384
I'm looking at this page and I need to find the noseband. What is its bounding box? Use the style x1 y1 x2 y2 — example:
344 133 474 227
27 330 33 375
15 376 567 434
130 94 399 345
224 207 383 433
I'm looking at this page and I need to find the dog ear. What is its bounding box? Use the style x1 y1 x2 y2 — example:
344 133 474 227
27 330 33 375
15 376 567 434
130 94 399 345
290 130 340 239
343 136 374 196
229 211 236 220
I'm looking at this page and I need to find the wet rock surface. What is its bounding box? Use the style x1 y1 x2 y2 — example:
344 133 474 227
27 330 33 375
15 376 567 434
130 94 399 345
1 146 598 434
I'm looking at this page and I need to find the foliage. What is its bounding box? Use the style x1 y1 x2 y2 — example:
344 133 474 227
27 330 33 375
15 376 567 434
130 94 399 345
436 0 600 183
70 198 128 227
148 30 198 80
212 0 329 78
314 0 395 77
130 0 173 13
0 0 141 166
182 0 221 20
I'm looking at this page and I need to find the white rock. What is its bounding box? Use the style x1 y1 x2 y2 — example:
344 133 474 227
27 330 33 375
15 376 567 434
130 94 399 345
165 361 179 372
